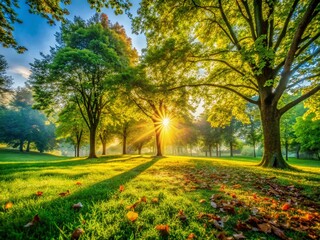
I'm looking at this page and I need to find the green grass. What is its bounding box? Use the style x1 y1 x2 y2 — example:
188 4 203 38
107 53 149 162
0 149 319 239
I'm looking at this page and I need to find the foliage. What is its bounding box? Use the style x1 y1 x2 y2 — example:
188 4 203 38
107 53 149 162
0 0 132 52
0 55 13 100
0 150 319 239
134 0 320 168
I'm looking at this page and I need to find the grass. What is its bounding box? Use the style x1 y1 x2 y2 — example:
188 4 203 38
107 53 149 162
0 149 319 240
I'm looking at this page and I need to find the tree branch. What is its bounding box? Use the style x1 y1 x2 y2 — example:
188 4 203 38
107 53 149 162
279 85 320 115
168 83 258 105
290 48 320 74
287 73 320 89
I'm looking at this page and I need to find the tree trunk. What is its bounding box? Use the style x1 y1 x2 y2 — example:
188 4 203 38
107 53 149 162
230 141 233 157
296 145 300 159
153 121 163 156
258 105 289 168
209 145 212 157
26 140 31 152
123 134 127 154
88 125 97 158
19 139 24 152
285 140 289 161
74 144 77 157
253 141 256 158
76 130 82 157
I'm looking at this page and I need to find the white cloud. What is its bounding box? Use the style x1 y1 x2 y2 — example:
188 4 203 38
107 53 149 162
9 66 31 79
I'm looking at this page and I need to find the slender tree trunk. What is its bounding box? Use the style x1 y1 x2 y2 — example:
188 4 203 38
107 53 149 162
253 141 256 158
296 145 300 159
138 145 142 154
88 125 97 158
123 134 127 154
99 134 107 155
74 145 77 157
230 142 233 157
258 105 289 168
19 139 24 152
216 144 219 157
76 130 82 157
209 145 212 157
285 140 289 161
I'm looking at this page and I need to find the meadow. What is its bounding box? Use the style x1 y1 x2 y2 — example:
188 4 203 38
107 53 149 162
0 149 319 239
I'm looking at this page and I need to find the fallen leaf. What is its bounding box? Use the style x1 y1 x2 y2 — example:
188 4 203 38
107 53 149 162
281 203 290 211
258 223 272 233
236 221 252 231
233 232 246 239
233 184 242 189
152 198 159 203
36 191 43 197
177 210 187 221
71 228 85 240
59 190 70 197
72 202 83 210
187 233 196 239
140 196 147 203
222 205 235 214
4 201 13 210
76 182 82 185
155 224 169 236
199 199 206 203
231 193 237 198
126 201 140 210
211 201 217 208
24 214 40 227
211 219 223 230
119 185 125 192
251 207 259 215
127 211 138 222
271 225 288 239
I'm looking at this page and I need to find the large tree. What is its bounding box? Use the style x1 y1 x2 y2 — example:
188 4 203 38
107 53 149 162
135 0 320 168
0 0 131 52
0 55 13 100
29 15 137 158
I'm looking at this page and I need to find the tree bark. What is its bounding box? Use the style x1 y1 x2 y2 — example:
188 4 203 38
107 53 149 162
230 141 233 157
123 134 127 154
88 125 98 158
253 141 256 158
296 145 300 159
258 105 289 168
26 140 31 152
285 140 289 161
19 139 24 152
209 144 212 157
153 121 163 156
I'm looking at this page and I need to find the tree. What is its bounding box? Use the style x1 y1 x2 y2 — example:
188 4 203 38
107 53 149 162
0 0 131 53
294 114 320 159
135 0 320 168
0 55 13 101
29 15 137 158
127 119 153 154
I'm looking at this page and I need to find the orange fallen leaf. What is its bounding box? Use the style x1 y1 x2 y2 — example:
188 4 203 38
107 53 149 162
231 193 237 198
187 233 196 239
119 185 125 192
199 199 206 203
152 198 159 203
36 191 43 197
24 214 40 227
76 182 82 185
71 228 85 240
177 209 187 221
4 201 13 210
127 211 138 222
155 224 170 236
233 184 241 189
281 203 290 211
252 193 258 199
59 190 70 197
126 201 140 210
141 196 147 203
258 223 272 233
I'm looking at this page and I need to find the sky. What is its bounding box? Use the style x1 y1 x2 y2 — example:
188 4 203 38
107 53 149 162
0 0 146 88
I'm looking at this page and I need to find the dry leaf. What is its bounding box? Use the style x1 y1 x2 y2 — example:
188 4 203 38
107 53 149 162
177 210 187 221
140 196 147 203
126 201 140 210
152 198 159 203
36 191 43 197
271 226 288 239
127 211 138 222
233 232 246 239
59 190 70 197
251 207 259 215
71 228 85 240
281 203 290 211
187 233 196 239
72 202 83 210
199 199 206 203
211 201 217 208
119 185 125 192
155 224 170 236
24 214 40 227
76 182 82 185
258 223 272 233
233 184 242 189
4 201 13 210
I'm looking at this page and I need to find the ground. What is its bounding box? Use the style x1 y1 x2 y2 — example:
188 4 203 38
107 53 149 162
0 149 319 239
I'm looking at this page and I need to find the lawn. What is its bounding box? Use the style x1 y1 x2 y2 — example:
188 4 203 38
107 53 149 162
0 149 319 240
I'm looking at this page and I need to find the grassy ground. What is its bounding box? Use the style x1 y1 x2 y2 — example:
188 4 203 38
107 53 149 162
0 149 319 240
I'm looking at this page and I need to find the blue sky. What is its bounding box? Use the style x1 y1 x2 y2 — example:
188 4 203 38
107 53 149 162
0 0 146 87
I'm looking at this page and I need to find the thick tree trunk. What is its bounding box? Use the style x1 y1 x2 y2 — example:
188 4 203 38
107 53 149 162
88 126 97 158
153 121 163 156
26 140 31 152
258 105 289 168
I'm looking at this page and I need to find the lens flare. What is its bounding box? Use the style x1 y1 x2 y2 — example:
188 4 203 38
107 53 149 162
162 117 170 128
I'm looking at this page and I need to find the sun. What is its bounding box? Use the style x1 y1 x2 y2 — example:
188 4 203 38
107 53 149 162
162 117 170 128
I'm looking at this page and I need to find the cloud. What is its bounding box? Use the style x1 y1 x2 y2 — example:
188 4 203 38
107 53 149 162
8 66 31 79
